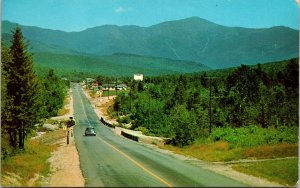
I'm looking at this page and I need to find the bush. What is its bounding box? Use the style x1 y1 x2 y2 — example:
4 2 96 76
209 125 298 148
118 116 131 124
134 126 150 135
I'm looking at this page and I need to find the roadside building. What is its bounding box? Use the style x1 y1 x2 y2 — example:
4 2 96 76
101 83 127 90
134 74 143 81
116 84 127 90
101 84 116 90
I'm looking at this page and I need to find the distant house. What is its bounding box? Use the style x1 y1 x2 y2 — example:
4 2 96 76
134 74 143 81
85 78 95 84
83 78 95 86
91 82 99 89
116 84 127 90
101 83 127 90
101 84 116 90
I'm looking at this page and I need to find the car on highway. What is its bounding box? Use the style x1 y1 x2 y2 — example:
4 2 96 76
85 127 96 136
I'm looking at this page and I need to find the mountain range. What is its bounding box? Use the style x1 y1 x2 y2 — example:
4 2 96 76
2 17 299 71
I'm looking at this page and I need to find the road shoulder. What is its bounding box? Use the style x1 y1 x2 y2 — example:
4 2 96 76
41 88 85 187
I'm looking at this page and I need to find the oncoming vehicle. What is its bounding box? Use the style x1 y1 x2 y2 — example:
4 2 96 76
85 127 96 136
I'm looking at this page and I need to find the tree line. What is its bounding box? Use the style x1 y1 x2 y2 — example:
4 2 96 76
112 58 298 146
1 27 68 159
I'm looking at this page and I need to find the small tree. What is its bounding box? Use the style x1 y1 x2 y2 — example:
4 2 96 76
2 27 43 149
170 105 196 147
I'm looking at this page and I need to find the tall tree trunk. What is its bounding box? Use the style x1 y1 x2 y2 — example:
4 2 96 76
9 129 17 148
18 123 24 149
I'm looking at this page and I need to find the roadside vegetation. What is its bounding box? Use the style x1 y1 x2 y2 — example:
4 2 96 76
1 27 68 185
232 158 298 186
1 129 66 186
107 58 298 185
111 58 298 146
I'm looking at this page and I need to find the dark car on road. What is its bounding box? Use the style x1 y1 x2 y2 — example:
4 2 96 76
85 127 96 136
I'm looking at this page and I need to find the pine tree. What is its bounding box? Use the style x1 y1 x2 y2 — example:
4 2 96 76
3 27 43 149
42 69 67 117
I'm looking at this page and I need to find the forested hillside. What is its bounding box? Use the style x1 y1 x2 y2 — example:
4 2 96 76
112 58 299 146
32 52 210 77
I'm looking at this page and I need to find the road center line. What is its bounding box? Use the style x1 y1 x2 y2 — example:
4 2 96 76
96 136 173 187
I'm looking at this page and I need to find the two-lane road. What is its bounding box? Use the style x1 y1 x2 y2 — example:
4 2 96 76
72 84 247 187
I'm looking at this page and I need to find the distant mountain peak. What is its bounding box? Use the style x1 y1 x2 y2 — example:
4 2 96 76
2 18 298 69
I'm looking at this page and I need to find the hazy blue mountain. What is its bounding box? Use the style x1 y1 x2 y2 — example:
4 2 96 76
2 17 298 69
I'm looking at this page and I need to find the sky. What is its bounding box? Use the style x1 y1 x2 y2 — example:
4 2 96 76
1 0 299 32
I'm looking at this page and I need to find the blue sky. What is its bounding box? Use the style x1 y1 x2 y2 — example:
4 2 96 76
2 0 299 32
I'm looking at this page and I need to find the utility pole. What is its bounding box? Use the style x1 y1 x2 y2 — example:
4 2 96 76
115 77 118 96
107 79 110 100
129 81 132 112
209 78 212 133
67 129 69 144
148 77 151 129
205 77 218 134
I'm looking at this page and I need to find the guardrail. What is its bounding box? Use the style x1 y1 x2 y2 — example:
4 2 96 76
121 131 139 142
100 117 115 128
100 117 171 144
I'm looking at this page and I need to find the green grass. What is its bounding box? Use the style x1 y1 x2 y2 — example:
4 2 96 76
1 140 56 186
1 130 65 186
57 108 69 116
161 141 298 162
160 140 298 186
209 125 298 147
101 90 118 97
232 158 299 186
161 141 242 162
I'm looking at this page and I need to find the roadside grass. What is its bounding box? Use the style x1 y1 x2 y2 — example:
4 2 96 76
57 108 69 116
232 158 298 186
45 119 60 125
56 95 70 116
102 90 117 97
160 141 298 186
242 143 298 159
161 141 243 162
160 141 298 162
1 129 65 186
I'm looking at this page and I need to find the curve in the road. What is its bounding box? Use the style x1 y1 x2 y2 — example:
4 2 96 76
72 84 248 187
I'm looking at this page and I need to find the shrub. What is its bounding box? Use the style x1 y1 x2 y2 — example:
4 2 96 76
209 125 298 148
134 126 150 135
118 116 131 124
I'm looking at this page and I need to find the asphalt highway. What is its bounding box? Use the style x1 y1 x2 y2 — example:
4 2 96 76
72 84 247 187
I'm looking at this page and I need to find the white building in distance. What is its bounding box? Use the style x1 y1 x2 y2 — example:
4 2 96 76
134 74 143 81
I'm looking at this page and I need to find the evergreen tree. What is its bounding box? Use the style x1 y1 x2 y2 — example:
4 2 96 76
42 69 67 117
1 48 11 119
1 47 14 159
2 27 43 149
